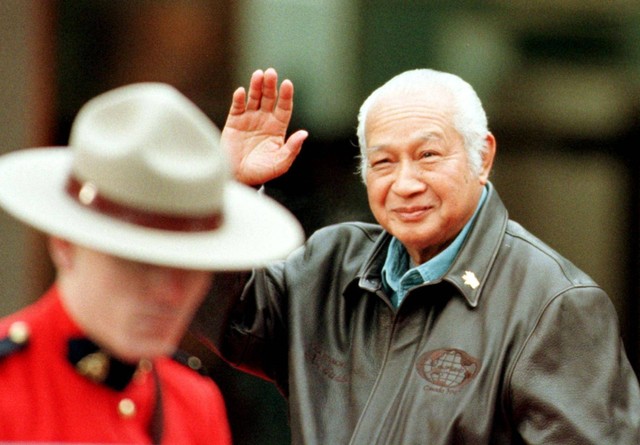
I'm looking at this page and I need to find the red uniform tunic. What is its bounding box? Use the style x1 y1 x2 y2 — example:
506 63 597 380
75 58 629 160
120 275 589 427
0 286 232 444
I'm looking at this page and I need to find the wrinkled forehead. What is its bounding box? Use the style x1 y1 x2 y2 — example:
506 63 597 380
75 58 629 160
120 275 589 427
368 87 455 120
365 87 457 134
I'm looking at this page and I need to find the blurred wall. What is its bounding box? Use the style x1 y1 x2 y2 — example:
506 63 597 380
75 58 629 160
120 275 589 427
0 1 54 314
233 0 360 138
0 1 29 314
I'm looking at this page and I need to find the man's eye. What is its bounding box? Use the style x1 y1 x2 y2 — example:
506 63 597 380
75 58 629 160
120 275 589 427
370 158 389 167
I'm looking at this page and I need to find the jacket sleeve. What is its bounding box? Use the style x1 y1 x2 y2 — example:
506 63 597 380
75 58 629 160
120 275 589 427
190 261 292 390
508 285 640 444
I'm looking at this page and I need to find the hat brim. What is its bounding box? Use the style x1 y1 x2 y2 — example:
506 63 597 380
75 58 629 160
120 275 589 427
0 148 304 270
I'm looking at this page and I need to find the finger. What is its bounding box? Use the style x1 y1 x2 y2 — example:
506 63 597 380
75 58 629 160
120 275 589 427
260 68 279 112
227 87 247 116
282 129 308 159
274 79 294 124
272 130 308 178
246 69 264 110
277 79 293 107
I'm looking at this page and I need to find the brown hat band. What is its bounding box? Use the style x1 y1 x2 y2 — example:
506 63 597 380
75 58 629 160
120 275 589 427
65 176 223 232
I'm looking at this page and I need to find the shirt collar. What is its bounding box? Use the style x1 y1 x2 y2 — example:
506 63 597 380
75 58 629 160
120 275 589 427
382 186 488 306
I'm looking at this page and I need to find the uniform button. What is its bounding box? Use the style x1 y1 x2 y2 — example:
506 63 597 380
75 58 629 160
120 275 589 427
187 355 202 371
118 398 136 418
8 321 29 345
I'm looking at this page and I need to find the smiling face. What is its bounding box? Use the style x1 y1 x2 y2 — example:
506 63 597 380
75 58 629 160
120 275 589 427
363 89 495 264
51 238 213 363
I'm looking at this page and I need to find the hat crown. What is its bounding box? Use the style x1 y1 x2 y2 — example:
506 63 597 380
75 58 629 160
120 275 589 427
69 83 228 215
0 82 304 270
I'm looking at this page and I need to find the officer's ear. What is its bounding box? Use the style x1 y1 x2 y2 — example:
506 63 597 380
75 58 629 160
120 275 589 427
48 237 75 271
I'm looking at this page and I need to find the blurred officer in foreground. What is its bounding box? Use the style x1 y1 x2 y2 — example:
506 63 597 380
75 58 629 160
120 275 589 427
193 67 640 444
0 82 303 443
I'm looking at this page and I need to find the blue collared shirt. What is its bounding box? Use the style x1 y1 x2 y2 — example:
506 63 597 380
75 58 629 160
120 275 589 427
382 187 488 307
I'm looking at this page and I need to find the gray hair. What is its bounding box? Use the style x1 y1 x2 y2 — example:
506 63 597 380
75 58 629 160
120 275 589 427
356 69 489 182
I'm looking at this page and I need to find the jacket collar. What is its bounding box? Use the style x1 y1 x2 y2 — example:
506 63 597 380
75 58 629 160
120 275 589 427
356 230 392 294
355 182 508 308
442 182 508 307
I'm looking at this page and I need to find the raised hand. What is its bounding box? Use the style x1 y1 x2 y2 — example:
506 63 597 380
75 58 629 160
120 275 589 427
221 68 308 186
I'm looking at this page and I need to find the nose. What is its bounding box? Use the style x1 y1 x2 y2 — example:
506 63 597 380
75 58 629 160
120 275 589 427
146 267 195 302
391 160 427 196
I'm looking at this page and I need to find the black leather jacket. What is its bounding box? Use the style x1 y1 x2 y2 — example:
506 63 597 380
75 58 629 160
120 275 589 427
195 183 640 444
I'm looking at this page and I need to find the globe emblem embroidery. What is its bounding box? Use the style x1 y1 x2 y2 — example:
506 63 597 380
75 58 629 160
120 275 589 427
416 348 479 392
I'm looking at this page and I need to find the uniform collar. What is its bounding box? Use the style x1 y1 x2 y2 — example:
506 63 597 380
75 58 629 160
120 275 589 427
50 286 147 391
67 337 142 391
0 287 149 392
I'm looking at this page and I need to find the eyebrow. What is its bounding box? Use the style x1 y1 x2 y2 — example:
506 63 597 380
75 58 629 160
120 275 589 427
367 132 443 152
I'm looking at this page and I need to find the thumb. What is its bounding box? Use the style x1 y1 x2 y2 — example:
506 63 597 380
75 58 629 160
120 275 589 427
283 129 308 158
274 129 308 174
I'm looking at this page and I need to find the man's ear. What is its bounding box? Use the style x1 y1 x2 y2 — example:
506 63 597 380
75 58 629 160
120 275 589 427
47 237 75 271
478 132 496 185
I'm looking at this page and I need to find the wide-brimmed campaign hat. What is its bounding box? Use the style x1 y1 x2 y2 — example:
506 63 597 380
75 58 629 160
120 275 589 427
0 82 304 270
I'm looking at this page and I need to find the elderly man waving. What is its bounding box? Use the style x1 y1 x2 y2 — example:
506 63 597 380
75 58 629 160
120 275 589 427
194 67 640 444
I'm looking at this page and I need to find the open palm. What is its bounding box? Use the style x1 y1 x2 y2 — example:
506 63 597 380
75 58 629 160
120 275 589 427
221 68 308 186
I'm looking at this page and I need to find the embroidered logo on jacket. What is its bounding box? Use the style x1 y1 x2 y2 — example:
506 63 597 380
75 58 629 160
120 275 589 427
305 343 350 383
416 348 480 393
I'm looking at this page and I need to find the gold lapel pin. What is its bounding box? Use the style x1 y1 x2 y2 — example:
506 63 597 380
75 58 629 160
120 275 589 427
462 271 480 289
